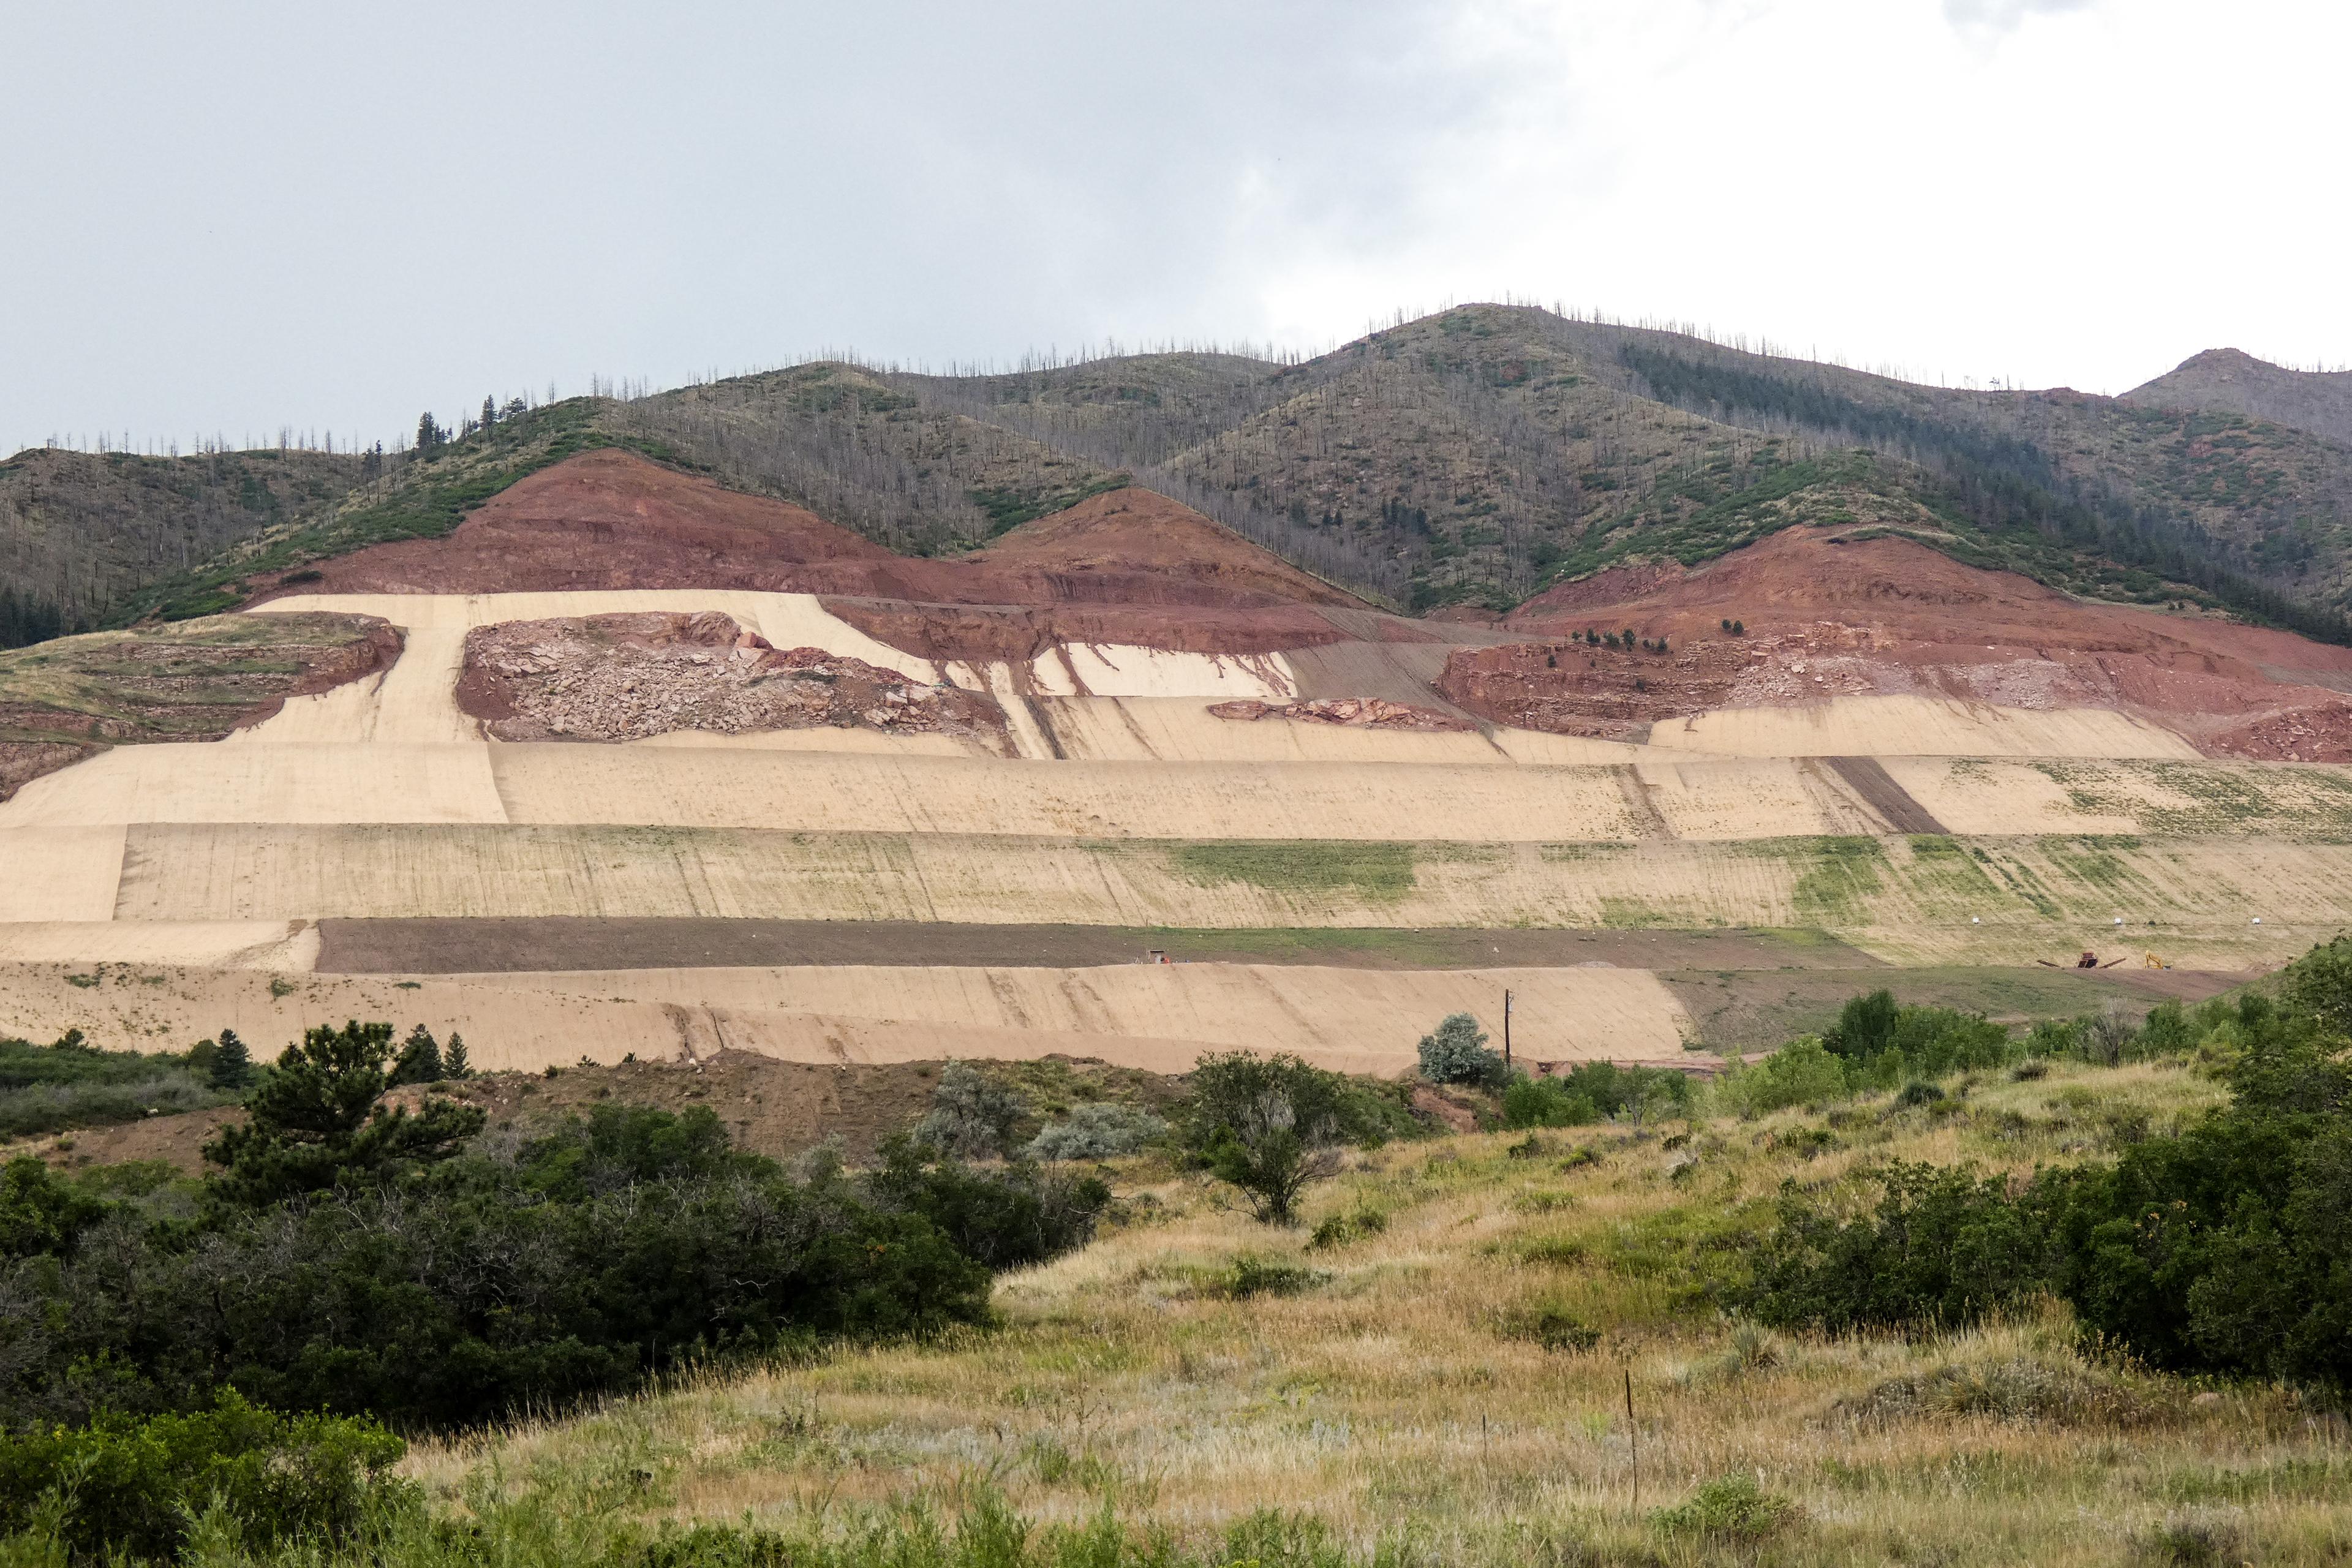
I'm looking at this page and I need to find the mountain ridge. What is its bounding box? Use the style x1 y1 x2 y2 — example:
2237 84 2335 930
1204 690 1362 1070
15 305 2352 646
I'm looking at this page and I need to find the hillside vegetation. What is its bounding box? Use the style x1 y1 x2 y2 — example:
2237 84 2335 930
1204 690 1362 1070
3 946 2348 1564
29 307 2352 638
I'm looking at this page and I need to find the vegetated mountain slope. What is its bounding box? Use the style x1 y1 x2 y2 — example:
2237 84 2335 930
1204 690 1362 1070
1555 316 2352 635
2122 347 2352 447
0 446 363 641
62 306 2352 644
1445 526 2352 759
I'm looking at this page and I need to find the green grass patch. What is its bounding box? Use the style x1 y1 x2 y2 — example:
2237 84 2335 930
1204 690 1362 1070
1166 842 1417 902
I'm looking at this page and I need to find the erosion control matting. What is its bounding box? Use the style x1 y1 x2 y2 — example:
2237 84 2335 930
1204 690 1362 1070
314 918 1880 975
1825 755 1950 834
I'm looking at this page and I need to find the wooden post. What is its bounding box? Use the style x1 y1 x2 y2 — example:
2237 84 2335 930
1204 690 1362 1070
1503 988 1513 1070
1624 1365 1638 1510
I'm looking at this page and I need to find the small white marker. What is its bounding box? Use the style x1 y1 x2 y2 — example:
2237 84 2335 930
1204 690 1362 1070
1971 917 1980 924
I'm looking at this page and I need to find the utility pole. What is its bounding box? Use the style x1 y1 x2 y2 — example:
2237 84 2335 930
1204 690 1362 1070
1503 988 1513 1071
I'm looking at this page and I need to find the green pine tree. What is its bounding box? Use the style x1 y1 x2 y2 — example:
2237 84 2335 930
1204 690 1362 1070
209 1028 254 1090
389 1025 444 1085
443 1033 471 1079
204 1020 482 1206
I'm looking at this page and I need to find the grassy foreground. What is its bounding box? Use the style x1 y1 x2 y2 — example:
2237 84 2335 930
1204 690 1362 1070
389 1057 2348 1567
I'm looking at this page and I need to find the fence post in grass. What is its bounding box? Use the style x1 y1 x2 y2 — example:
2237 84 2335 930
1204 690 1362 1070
1503 988 1513 1071
1624 1365 1638 1511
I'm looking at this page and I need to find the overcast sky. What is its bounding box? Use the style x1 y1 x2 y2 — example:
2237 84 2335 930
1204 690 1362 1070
5 0 2346 459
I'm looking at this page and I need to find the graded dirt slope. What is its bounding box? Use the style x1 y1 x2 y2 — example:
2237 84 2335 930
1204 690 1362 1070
0 958 1692 1076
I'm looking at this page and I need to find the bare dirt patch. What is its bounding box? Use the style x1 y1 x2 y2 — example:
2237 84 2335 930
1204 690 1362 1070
457 611 1005 744
311 918 1880 976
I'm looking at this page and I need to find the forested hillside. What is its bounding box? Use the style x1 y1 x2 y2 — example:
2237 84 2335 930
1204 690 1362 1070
0 446 362 644
24 306 2352 640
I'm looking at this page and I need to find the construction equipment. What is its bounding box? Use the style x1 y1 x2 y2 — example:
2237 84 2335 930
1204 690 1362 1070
2100 956 2127 968
2075 950 2099 969
2144 952 2171 970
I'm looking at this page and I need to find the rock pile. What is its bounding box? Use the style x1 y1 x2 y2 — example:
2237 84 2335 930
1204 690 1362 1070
459 612 1006 743
1208 696 1472 731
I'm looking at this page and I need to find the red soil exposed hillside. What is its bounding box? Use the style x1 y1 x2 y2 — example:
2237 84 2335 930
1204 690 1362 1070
1453 529 2352 758
254 453 1351 616
250 452 1365 663
971 488 1362 609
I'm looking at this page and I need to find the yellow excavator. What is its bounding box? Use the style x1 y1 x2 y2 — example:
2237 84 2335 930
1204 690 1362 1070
2144 952 2171 970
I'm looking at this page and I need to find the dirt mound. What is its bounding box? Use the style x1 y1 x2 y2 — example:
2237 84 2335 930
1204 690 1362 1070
1484 529 2352 756
973 487 1365 608
456 611 1005 744
1209 697 1472 732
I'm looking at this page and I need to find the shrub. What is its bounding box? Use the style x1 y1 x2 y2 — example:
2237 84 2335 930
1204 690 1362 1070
0 1104 1102 1431
1307 1207 1388 1250
0 1031 241 1140
1022 1101 1166 1161
1651 1474 1801 1544
1497 1300 1600 1352
1718 1037 1848 1115
911 1062 1025 1161
1551 1060 1690 1123
1219 1254 1325 1298
1746 1161 2046 1334
1416 1012 1506 1089
865 1137 1109 1270
1502 1074 1598 1129
0 1391 409 1561
2137 999 2194 1056
1894 1080 1945 1108
1180 1053 1364 1225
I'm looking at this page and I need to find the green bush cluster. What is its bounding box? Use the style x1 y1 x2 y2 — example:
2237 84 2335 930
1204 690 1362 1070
0 1028 1108 1431
0 1392 407 1561
0 1029 244 1142
1178 1052 1412 1225
1751 937 2352 1397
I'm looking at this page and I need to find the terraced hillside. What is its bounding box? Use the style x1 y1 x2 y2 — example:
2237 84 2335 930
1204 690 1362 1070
1 446 2345 1082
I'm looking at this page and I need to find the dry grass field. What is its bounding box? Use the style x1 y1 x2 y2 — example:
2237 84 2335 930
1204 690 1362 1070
396 1055 2351 1567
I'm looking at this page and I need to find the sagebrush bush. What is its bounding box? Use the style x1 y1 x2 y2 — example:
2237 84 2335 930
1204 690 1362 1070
912 1061 1026 1160
1022 1101 1166 1161
1417 1012 1506 1089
